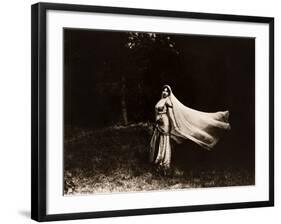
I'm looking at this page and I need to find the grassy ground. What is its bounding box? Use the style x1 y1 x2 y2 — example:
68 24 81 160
64 124 254 195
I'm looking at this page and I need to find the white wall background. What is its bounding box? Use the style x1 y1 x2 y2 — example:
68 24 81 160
0 0 279 223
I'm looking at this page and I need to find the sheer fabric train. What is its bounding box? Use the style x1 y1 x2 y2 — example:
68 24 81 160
150 85 231 169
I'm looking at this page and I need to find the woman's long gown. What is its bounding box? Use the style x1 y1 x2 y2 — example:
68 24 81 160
150 98 173 169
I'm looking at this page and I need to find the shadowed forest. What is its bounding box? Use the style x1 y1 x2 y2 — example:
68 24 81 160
63 29 255 195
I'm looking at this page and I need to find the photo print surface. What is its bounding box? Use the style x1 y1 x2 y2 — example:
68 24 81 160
63 28 255 195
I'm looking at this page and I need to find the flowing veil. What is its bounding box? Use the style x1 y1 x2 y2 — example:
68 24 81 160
165 85 231 150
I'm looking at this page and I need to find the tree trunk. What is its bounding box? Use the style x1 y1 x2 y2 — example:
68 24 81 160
121 75 128 125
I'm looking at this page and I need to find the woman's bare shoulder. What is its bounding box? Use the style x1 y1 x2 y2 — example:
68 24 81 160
165 97 173 107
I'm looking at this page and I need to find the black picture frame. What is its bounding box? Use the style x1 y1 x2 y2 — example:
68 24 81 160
31 2 274 222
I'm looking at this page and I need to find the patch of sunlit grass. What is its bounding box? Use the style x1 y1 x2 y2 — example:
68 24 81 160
64 125 254 195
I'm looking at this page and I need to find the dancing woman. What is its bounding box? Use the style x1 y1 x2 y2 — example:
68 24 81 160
150 85 231 171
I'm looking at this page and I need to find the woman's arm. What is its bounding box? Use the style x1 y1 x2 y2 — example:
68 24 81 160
166 99 179 130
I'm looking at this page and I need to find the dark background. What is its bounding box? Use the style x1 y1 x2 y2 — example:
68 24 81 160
64 28 255 172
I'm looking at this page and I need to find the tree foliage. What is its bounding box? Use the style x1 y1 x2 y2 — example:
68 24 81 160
117 32 181 124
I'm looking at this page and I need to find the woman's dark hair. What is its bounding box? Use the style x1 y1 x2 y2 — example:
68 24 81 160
162 85 171 96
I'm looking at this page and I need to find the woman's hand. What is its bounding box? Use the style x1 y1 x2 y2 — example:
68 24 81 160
156 118 163 126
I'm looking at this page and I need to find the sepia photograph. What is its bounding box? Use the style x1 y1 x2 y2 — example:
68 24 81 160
63 28 255 195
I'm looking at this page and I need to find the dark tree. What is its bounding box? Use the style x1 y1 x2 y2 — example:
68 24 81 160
122 32 180 123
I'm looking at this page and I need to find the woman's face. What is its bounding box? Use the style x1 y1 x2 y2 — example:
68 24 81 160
162 88 169 98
